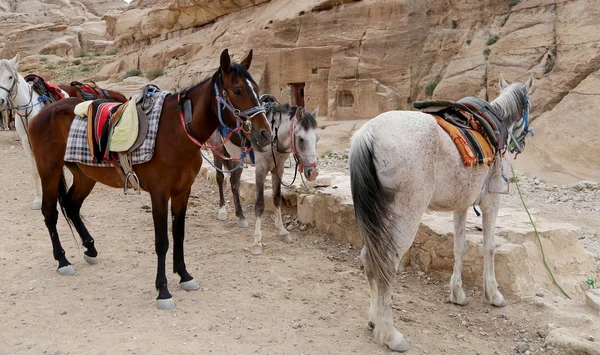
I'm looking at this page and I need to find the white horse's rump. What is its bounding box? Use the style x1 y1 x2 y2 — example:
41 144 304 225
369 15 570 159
350 75 534 352
0 54 69 210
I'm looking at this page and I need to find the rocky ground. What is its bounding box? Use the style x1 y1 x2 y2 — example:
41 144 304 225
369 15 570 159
319 149 600 266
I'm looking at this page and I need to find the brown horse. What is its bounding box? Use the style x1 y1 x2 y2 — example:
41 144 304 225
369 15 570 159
58 83 127 103
28 49 272 310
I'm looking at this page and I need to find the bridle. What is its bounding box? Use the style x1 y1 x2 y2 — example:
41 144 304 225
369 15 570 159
178 72 267 174
507 94 533 158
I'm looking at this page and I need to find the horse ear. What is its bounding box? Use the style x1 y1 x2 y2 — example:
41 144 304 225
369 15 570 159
525 73 535 94
295 106 303 120
240 49 253 70
9 53 20 69
499 74 508 90
310 105 319 118
220 49 231 74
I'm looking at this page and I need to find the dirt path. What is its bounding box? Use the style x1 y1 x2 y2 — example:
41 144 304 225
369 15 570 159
0 132 580 355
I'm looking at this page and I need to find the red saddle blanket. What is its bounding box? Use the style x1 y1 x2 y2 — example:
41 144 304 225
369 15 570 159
85 100 125 163
24 74 66 102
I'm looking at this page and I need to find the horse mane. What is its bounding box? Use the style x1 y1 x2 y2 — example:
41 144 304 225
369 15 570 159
490 83 527 124
269 102 318 130
179 63 257 95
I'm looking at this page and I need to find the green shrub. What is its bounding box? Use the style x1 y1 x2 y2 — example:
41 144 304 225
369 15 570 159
425 76 441 96
146 68 165 80
72 59 81 65
123 69 143 79
486 35 500 46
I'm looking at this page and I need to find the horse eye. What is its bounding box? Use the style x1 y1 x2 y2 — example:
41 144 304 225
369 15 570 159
8 76 12 80
233 88 242 96
298 137 305 143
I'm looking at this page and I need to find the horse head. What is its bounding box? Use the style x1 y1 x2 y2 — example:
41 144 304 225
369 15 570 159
0 53 20 111
216 49 272 152
292 106 320 181
498 73 535 155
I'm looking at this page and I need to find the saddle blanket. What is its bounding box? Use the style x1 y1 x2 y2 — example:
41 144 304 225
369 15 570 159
71 81 109 100
24 74 67 103
433 114 494 167
65 91 169 167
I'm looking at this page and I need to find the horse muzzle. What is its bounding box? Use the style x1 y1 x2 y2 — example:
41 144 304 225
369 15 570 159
246 117 271 152
303 166 318 181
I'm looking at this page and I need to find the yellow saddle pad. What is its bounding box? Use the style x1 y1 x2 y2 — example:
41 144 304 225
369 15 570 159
109 94 139 152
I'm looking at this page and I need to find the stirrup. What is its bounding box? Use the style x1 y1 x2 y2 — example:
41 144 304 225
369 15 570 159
124 171 141 195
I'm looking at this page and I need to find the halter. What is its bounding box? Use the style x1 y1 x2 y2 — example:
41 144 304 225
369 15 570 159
288 114 317 172
178 76 267 174
507 94 533 157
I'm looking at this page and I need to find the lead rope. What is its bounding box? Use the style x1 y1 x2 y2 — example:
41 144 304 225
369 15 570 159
510 164 571 299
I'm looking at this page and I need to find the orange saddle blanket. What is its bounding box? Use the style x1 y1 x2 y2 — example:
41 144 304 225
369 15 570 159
433 115 495 167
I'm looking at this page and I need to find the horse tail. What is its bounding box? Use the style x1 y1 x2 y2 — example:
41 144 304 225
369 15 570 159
349 126 397 287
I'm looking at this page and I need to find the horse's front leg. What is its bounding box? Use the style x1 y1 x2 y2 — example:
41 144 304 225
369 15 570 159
150 192 175 310
171 187 200 292
251 167 267 255
230 165 247 228
480 192 507 307
450 209 469 305
272 163 291 242
14 114 42 209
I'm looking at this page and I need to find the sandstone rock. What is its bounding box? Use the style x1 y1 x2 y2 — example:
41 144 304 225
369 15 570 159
545 327 600 354
77 0 127 17
586 289 600 312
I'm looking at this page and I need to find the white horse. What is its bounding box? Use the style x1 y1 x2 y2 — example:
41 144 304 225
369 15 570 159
0 54 68 210
349 74 534 352
208 95 319 255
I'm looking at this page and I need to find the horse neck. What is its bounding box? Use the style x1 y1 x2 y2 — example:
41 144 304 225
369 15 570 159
272 109 293 150
490 86 525 128
186 80 221 144
11 74 40 115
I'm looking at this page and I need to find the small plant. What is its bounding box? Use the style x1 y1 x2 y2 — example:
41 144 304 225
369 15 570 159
72 59 81 65
466 39 471 45
573 184 584 192
45 64 56 70
483 47 491 56
354 69 359 79
81 66 90 72
146 68 165 80
39 57 48 62
509 0 520 7
425 76 441 96
509 175 518 184
106 49 117 56
486 35 500 46
123 69 143 79
79 52 89 58
586 278 595 288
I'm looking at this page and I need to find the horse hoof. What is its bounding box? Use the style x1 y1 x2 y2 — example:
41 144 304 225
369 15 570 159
157 298 176 310
250 245 263 255
237 219 249 228
58 265 76 276
218 207 227 221
386 330 409 353
281 233 292 243
83 254 98 265
31 201 42 210
180 279 200 291
450 289 469 306
492 292 507 307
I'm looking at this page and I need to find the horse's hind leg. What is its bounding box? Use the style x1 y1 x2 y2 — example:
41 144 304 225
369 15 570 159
40 169 75 275
480 192 506 307
171 187 200 292
214 153 228 221
271 164 291 242
229 164 247 228
450 209 469 305
64 165 98 264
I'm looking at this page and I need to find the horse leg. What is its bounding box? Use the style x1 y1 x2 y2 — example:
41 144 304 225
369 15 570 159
150 192 174 310
230 165 247 228
63 165 98 264
215 153 228 221
271 164 291 242
40 170 75 275
363 212 422 353
251 167 267 255
480 192 507 307
14 115 42 210
171 187 200 292
449 209 469 305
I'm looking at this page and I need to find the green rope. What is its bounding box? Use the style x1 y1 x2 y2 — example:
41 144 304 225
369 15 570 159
510 164 571 299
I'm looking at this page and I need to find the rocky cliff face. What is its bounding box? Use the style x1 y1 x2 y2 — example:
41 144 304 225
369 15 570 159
94 0 599 181
0 0 125 59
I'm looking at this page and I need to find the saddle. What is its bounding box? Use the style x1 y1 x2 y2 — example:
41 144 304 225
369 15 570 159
24 74 66 103
412 97 505 167
74 84 161 194
70 80 110 101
